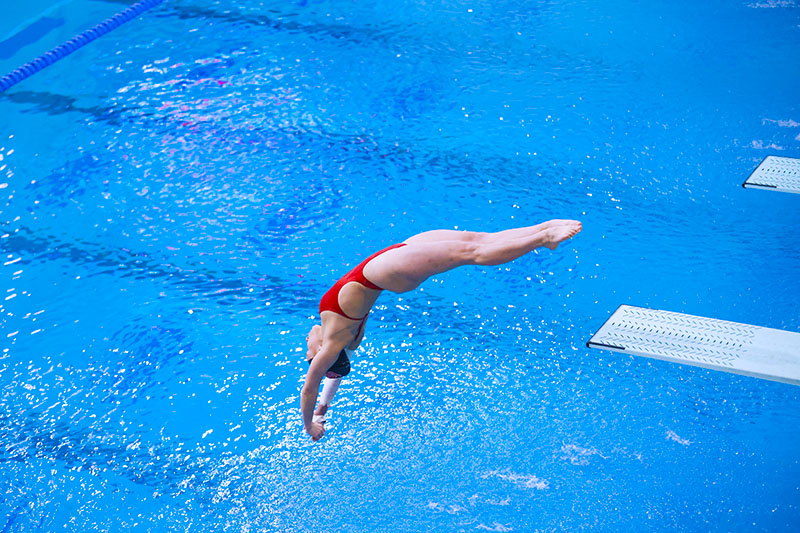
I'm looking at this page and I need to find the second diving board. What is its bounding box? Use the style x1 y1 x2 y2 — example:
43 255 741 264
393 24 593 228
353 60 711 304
588 305 800 386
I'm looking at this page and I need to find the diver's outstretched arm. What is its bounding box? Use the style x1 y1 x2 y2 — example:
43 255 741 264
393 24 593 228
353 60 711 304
301 337 348 441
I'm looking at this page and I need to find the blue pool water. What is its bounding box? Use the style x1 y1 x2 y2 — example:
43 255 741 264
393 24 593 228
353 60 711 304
1 0 799 530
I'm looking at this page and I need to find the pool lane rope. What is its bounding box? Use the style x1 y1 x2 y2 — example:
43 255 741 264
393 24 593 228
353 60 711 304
0 0 166 93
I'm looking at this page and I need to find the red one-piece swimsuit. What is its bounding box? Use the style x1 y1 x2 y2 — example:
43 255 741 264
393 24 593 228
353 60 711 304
318 243 406 321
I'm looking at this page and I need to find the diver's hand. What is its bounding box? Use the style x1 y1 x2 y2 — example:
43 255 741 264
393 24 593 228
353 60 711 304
306 421 325 441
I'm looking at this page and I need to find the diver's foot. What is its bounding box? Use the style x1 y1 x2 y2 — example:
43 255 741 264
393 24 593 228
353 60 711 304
542 221 582 250
541 218 581 229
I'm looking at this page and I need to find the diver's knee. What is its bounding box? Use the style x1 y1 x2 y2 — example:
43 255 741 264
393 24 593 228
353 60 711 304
458 241 482 264
471 242 499 266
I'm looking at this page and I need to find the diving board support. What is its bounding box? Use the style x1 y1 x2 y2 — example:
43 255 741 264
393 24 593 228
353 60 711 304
588 305 800 386
742 155 800 194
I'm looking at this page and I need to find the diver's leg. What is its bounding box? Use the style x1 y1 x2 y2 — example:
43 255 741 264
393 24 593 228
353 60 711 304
403 220 578 246
403 229 484 245
474 222 581 263
482 219 578 243
366 222 581 291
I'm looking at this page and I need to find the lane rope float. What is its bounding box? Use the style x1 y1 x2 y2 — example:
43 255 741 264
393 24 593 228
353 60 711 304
0 0 166 93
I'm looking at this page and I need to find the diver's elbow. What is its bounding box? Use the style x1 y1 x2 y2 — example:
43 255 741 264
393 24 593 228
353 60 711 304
301 384 317 399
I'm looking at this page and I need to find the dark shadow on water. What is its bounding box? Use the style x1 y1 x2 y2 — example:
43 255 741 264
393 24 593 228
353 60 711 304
0 225 318 311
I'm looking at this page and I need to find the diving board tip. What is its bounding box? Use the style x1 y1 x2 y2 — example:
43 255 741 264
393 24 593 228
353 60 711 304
743 155 800 194
588 305 800 386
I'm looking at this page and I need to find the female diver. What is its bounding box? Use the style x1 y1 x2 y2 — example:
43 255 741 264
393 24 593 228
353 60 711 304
303 219 582 441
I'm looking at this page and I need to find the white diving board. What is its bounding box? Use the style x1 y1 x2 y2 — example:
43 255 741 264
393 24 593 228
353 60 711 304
742 155 800 194
587 305 800 386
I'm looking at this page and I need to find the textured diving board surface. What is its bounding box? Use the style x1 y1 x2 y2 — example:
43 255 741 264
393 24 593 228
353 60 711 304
588 305 800 386
742 155 800 194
